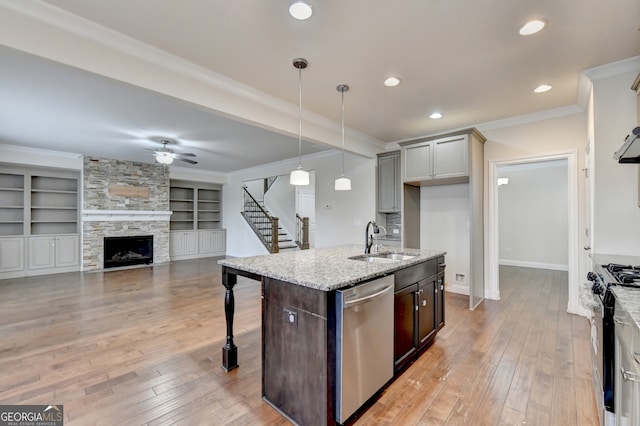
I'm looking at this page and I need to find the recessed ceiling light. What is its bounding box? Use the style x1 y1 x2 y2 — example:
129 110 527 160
384 77 400 87
519 19 547 36
289 1 313 20
533 84 552 93
429 112 443 119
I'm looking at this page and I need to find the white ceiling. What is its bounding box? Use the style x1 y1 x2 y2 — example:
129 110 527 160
0 0 639 173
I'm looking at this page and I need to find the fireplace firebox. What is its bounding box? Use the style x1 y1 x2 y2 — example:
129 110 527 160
104 235 153 269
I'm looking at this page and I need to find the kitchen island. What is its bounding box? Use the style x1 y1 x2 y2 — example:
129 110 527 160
218 245 446 425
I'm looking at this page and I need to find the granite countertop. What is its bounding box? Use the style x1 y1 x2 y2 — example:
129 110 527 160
596 253 640 335
218 244 446 292
610 286 640 335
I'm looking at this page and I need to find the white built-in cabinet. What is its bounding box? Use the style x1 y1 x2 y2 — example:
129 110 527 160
377 151 401 213
0 166 80 279
28 235 80 270
169 179 226 260
0 237 25 272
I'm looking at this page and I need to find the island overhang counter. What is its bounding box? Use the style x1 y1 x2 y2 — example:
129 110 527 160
218 244 446 425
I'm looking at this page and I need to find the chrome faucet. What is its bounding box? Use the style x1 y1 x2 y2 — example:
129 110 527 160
365 220 380 254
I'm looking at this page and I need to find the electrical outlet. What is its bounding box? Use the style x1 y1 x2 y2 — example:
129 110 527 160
284 309 298 326
455 273 466 282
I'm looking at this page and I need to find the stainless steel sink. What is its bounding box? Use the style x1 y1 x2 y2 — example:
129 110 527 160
349 252 419 263
374 253 418 261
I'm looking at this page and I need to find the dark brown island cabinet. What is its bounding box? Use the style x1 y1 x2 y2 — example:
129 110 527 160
394 257 446 370
219 246 446 426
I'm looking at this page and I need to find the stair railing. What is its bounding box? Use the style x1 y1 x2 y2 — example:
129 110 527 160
242 186 280 253
295 213 310 250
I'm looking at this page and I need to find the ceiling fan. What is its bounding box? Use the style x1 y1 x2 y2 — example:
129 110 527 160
151 139 197 165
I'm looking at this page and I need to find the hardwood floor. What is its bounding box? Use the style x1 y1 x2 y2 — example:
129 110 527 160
0 261 598 425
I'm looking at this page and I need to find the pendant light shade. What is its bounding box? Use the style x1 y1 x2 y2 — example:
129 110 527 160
334 84 351 191
290 167 310 185
290 58 310 186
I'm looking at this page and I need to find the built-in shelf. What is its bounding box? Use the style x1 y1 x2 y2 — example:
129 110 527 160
169 180 223 231
0 168 79 237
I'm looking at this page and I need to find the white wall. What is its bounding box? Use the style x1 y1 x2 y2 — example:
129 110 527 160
420 183 470 294
498 160 568 270
592 71 640 256
480 111 587 311
224 151 376 257
265 175 297 240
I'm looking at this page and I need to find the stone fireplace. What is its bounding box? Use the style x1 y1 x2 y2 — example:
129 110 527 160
82 157 171 271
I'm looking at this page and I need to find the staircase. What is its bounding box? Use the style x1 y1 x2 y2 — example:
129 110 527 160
241 186 298 253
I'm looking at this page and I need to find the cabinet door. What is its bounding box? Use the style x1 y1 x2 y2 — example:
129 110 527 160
378 154 397 212
394 285 417 367
169 232 185 257
184 231 199 256
417 278 436 347
199 230 215 255
28 236 55 270
213 229 226 252
0 237 25 272
55 235 79 267
404 143 433 182
393 154 401 211
436 274 445 330
433 136 468 179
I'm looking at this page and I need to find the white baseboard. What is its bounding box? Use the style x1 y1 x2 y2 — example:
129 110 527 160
445 282 469 296
498 259 568 271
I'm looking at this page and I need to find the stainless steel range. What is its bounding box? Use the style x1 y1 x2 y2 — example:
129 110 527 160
586 263 640 420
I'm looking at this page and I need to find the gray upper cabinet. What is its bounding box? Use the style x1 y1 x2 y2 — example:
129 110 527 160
377 151 401 213
400 128 486 311
402 135 468 184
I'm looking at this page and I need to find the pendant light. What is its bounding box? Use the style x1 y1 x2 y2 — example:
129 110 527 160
334 84 351 191
290 58 310 186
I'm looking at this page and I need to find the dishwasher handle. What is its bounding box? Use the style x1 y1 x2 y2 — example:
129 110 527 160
344 284 394 308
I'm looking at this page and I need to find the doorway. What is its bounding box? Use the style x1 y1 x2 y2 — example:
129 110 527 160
487 151 584 315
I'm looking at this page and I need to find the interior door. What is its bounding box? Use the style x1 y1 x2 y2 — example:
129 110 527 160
585 141 593 274
296 190 315 248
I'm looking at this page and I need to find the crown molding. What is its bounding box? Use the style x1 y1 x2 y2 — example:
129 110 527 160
582 56 640 81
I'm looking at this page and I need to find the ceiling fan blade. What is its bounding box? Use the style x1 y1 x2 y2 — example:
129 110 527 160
176 157 198 165
177 152 196 157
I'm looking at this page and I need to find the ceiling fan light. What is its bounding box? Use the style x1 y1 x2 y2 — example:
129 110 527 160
290 167 310 185
155 152 174 165
334 176 351 191
289 1 312 20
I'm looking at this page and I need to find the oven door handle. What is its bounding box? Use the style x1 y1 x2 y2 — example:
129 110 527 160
613 316 629 325
621 367 640 383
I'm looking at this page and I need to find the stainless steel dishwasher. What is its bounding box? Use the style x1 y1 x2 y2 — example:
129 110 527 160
336 275 394 424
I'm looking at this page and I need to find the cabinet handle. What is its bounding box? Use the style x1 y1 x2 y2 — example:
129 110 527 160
621 367 640 383
422 300 427 307
438 263 446 268
440 284 444 291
